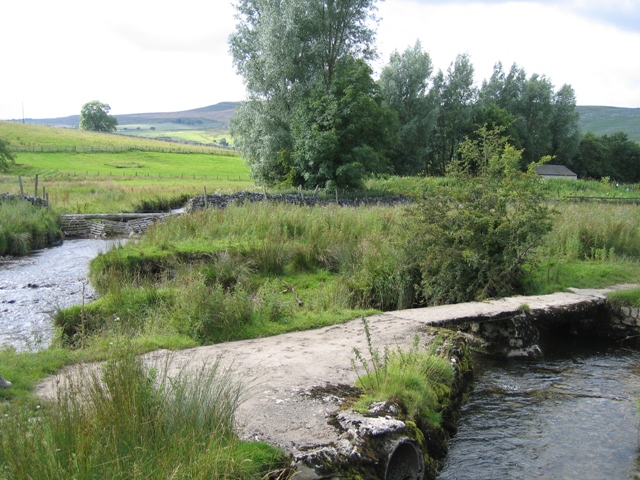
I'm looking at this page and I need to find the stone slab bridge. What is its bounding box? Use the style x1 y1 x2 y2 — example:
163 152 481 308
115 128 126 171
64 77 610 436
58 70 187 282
36 285 640 480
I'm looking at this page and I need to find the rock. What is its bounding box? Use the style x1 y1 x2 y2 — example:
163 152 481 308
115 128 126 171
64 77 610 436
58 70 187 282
0 376 12 388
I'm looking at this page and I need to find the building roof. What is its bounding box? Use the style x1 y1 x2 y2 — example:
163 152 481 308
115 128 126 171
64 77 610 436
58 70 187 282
535 164 577 177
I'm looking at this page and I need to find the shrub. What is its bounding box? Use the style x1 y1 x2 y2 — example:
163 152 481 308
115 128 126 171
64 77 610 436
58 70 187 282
405 128 554 304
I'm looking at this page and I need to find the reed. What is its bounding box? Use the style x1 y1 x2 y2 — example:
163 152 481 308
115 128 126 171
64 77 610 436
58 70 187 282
0 199 62 255
0 345 282 479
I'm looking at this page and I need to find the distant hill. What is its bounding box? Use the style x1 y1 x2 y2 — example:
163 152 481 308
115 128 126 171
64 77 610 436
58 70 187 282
576 106 640 143
11 102 241 130
8 102 639 144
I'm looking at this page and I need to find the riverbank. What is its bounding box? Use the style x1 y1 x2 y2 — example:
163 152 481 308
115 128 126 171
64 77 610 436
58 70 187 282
0 198 62 256
34 285 638 479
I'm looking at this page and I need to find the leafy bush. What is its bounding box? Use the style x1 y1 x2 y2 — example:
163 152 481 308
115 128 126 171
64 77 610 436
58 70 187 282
405 128 554 304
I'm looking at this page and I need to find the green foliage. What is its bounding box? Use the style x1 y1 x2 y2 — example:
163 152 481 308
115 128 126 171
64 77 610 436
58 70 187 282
540 203 640 261
55 204 399 346
352 319 454 424
0 137 16 171
406 127 554 304
607 287 640 308
79 100 118 132
572 131 640 182
229 0 387 188
0 346 283 479
290 57 397 189
379 40 437 175
0 199 62 256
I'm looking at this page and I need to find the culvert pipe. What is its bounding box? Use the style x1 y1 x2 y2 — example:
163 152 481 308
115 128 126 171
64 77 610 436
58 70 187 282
380 438 425 480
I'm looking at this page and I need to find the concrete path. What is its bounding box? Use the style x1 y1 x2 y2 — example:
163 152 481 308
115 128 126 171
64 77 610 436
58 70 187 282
35 285 635 458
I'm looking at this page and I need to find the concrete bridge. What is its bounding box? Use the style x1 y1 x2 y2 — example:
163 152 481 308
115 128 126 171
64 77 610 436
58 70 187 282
36 285 640 479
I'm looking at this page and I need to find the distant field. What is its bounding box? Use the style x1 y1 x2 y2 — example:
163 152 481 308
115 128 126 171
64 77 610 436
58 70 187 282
9 151 248 179
0 122 251 213
116 126 231 146
0 122 232 153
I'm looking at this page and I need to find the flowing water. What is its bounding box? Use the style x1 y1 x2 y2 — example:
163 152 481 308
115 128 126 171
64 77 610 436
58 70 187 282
438 338 640 480
0 239 122 351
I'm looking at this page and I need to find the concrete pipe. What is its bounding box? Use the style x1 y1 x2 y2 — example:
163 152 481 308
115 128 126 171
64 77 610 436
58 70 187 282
381 438 425 480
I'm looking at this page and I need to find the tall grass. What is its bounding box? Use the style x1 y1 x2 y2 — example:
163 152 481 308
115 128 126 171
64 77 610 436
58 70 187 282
0 346 282 479
55 204 403 346
352 319 455 426
527 202 640 293
542 203 640 261
0 199 62 255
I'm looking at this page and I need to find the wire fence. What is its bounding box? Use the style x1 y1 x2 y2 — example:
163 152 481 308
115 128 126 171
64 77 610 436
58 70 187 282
9 144 237 155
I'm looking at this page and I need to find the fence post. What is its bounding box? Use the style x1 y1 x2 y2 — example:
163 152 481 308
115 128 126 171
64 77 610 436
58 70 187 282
34 174 39 199
18 176 24 198
204 186 208 209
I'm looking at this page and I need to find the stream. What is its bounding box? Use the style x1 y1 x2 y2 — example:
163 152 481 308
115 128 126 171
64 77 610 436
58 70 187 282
0 239 122 351
438 337 640 479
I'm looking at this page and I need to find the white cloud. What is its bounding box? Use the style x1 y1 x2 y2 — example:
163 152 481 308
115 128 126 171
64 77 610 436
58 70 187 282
0 0 638 120
375 0 640 107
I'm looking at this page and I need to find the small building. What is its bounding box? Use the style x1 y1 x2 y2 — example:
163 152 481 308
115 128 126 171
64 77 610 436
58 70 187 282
535 164 578 180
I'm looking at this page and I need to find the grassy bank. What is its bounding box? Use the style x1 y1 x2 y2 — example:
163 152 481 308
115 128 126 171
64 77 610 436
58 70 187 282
0 346 282 479
0 199 62 255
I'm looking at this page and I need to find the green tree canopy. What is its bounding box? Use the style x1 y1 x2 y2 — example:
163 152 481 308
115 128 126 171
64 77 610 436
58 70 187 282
0 138 16 171
229 0 390 188
406 126 553 304
290 57 397 189
379 40 438 175
79 101 118 132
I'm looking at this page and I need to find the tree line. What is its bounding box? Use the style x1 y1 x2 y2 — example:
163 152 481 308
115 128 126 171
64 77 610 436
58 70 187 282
229 0 639 188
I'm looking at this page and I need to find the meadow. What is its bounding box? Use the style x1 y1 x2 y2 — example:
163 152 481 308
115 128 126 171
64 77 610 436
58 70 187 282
2 122 640 478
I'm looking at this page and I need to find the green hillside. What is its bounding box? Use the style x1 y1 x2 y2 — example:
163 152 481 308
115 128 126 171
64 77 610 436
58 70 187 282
0 121 234 155
577 106 640 143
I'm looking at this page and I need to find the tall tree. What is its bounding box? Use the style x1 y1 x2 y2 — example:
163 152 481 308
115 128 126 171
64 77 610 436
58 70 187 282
79 101 118 132
290 57 396 188
431 53 476 174
229 0 382 187
550 84 581 166
379 40 438 175
514 74 554 167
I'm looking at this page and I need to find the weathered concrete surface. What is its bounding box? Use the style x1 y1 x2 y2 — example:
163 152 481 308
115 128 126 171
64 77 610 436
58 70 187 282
35 284 638 475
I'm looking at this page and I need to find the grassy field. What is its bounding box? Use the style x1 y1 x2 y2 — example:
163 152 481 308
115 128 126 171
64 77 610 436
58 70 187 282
0 121 228 151
2 122 640 478
116 126 231 146
0 123 251 213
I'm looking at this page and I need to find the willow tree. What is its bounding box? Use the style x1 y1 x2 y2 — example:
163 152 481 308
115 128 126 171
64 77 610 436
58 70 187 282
229 0 391 188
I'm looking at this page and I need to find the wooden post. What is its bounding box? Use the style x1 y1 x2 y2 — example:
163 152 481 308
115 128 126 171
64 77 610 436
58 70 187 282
42 186 46 199
204 186 208 209
34 174 39 198
18 176 24 198
46 192 49 208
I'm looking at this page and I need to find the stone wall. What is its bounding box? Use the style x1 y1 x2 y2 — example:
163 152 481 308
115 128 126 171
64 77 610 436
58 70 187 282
0 193 48 207
184 192 411 212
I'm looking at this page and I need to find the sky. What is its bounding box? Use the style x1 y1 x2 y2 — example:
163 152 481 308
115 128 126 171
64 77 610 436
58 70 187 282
1 0 639 120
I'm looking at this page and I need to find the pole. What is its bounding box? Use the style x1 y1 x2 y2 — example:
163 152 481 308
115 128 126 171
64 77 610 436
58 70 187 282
34 174 39 199
18 176 24 198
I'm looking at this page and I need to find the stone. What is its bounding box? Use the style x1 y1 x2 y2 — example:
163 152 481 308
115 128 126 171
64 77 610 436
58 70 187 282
0 376 12 389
